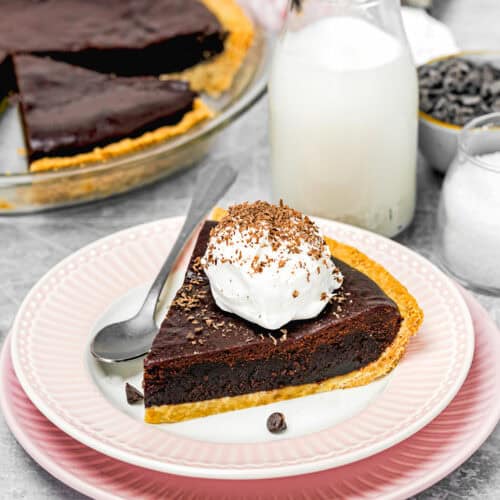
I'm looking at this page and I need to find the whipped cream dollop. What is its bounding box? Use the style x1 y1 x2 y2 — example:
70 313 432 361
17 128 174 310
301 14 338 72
201 201 343 330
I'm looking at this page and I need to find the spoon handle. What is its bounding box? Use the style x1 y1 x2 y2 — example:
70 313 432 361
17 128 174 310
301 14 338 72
140 163 237 319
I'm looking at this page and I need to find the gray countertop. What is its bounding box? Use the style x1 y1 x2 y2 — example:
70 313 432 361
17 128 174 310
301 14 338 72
2 1 500 498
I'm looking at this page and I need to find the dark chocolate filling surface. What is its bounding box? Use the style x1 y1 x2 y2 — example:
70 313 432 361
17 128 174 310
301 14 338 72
144 222 402 407
0 0 226 76
14 55 198 160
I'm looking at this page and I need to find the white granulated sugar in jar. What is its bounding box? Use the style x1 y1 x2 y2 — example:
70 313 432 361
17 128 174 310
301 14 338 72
440 151 500 289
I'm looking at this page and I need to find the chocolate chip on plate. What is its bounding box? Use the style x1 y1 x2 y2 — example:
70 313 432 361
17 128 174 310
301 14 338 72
125 382 144 404
267 412 287 434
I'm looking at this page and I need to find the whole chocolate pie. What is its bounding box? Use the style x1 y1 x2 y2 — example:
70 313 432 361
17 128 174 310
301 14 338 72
144 203 423 423
0 0 254 171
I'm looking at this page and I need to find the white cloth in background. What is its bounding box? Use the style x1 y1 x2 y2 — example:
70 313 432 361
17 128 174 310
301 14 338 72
401 7 459 64
240 1 459 64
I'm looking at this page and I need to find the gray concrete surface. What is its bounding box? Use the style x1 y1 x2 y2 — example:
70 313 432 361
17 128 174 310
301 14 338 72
2 1 500 498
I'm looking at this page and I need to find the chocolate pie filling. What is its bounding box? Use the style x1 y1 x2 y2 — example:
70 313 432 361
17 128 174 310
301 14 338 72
14 55 198 161
144 222 402 408
0 0 226 76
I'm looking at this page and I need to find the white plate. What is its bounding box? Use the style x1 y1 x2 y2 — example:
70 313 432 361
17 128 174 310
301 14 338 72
10 216 474 479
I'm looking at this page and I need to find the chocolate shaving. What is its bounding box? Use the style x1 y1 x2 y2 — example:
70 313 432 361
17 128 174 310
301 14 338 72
125 383 143 405
202 201 332 275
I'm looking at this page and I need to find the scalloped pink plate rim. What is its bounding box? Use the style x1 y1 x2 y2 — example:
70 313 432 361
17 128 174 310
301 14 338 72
9 216 475 479
1 287 498 499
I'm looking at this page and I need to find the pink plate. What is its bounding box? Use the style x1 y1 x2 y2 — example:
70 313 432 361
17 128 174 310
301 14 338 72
9 217 474 478
1 287 498 499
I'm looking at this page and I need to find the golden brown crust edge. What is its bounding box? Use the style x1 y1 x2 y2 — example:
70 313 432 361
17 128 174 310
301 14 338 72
144 209 423 424
162 0 255 97
30 98 214 172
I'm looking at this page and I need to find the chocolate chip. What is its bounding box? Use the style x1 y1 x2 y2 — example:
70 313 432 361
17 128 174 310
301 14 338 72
267 412 287 434
492 98 500 112
442 76 457 92
452 60 471 75
438 59 456 73
489 80 500 96
427 68 442 84
482 64 495 83
420 97 433 113
464 70 481 91
460 95 481 106
434 97 448 112
481 81 492 98
125 383 144 404
433 109 448 121
479 102 492 113
446 93 460 103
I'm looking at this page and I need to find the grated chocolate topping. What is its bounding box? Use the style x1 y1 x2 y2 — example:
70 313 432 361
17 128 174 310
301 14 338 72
203 200 336 274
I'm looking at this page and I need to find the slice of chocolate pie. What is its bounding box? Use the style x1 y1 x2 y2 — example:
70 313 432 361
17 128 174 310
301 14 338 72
13 55 213 172
144 202 423 423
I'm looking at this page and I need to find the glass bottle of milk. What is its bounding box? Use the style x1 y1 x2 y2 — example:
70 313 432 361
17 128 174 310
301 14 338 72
269 0 418 237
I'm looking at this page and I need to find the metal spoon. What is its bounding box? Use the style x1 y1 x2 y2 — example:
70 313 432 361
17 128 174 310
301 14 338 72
91 164 237 363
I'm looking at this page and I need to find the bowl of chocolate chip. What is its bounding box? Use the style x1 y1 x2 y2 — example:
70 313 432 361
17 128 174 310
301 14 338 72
418 52 500 173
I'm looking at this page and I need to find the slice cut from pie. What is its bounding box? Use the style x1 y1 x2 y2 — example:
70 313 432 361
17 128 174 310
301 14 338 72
13 55 213 172
143 214 423 424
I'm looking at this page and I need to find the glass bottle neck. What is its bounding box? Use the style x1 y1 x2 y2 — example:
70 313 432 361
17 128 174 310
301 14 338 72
284 0 408 52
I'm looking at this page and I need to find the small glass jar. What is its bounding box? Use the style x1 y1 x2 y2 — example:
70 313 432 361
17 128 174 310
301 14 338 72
269 0 418 238
436 112 500 295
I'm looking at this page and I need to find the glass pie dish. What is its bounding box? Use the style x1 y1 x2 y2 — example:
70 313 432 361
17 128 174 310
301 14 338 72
0 22 270 214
